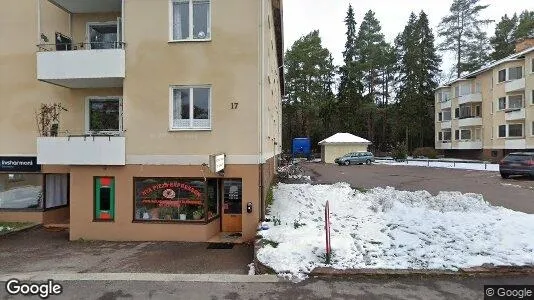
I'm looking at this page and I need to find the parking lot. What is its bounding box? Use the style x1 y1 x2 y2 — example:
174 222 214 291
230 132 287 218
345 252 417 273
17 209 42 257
302 162 534 214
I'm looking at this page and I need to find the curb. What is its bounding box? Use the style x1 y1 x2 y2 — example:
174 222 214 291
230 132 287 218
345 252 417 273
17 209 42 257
0 223 41 238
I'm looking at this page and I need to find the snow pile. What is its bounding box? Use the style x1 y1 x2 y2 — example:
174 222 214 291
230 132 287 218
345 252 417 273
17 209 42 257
376 159 499 172
257 183 534 281
319 133 371 144
248 263 255 275
288 174 311 181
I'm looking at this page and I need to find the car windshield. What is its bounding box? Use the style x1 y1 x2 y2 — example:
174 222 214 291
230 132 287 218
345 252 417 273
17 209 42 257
504 154 531 162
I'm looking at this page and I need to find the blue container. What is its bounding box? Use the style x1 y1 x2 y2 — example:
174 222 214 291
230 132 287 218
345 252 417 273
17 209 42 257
292 137 311 159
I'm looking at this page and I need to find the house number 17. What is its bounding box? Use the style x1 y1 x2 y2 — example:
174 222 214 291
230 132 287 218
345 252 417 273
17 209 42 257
231 102 239 109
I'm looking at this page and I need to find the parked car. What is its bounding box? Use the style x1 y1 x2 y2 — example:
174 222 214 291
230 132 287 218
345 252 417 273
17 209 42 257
499 152 534 179
335 152 375 166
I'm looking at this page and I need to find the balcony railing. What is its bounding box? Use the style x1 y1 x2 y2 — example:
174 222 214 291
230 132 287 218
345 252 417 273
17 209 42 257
505 78 525 93
458 116 482 127
37 42 126 52
505 108 526 121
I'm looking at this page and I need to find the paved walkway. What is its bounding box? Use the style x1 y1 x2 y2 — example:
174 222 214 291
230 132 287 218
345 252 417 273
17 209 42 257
0 227 253 275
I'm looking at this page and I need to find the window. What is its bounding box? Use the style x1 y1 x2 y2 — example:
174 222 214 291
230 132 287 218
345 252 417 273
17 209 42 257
454 108 460 118
508 66 523 80
94 177 115 221
508 95 523 109
454 86 460 97
45 174 68 208
171 86 211 130
475 105 481 117
134 178 218 221
460 130 471 140
443 131 451 141
498 69 506 82
0 174 43 209
498 125 506 138
475 128 481 140
455 130 459 140
532 121 534 136
498 97 506 110
459 83 471 96
443 91 450 101
475 82 481 93
442 110 451 121
438 112 442 122
459 105 471 118
171 0 211 41
438 132 442 141
86 97 122 134
508 124 523 137
531 90 534 105
436 92 442 103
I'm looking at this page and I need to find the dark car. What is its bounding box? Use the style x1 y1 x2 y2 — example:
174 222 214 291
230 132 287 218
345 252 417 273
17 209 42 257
499 152 534 179
334 152 375 166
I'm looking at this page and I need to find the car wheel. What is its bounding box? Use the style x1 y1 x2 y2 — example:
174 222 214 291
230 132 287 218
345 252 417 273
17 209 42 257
344 160 350 166
366 159 371 165
500 173 509 179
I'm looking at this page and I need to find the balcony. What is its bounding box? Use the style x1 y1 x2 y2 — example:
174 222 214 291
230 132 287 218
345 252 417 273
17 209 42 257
505 108 526 121
455 141 483 150
458 93 482 105
458 117 482 127
37 134 125 165
505 78 526 93
505 139 526 149
440 121 451 129
440 101 451 109
48 0 121 13
37 43 125 89
436 141 452 150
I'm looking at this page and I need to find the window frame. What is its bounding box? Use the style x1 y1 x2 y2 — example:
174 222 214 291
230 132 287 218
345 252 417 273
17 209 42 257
508 66 523 81
169 0 212 42
460 129 471 141
498 97 506 110
169 85 212 131
94 176 115 222
497 69 506 83
507 94 524 110
498 125 506 138
508 123 524 138
532 121 534 137
85 96 123 135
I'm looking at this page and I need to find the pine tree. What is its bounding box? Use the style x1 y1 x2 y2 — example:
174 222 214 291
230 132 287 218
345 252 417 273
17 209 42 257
515 10 534 40
438 0 493 77
490 14 518 60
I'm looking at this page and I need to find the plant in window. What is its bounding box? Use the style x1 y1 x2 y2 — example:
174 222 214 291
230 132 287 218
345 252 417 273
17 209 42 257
36 103 68 137
193 207 204 220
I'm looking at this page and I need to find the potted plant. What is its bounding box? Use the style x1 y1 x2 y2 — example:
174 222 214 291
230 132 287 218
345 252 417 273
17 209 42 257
178 206 187 221
159 207 174 220
193 207 204 220
36 103 68 137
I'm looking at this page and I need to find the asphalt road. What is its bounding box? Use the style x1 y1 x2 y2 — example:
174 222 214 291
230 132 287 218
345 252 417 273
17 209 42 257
303 162 534 214
1 275 534 299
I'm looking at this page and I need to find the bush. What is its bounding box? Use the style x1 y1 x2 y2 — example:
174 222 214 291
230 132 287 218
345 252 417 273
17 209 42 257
412 147 438 159
392 142 408 161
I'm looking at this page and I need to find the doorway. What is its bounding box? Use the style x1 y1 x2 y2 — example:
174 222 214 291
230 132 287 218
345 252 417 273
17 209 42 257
86 20 121 49
221 179 242 232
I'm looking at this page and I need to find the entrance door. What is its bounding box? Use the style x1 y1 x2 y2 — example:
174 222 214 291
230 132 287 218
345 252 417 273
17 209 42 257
221 180 242 232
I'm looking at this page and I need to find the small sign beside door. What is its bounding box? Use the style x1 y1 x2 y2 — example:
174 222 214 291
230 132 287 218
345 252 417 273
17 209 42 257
0 156 41 172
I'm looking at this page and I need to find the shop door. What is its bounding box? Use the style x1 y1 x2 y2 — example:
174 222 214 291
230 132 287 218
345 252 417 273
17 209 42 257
221 180 242 232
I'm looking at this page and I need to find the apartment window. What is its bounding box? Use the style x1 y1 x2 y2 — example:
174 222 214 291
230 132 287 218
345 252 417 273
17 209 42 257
475 105 481 117
94 177 115 221
498 97 506 110
475 128 481 140
459 83 471 96
443 91 450 101
171 86 211 130
454 86 460 97
443 131 451 141
532 121 534 136
455 130 459 140
171 0 211 41
531 90 534 105
498 69 506 83
508 124 523 137
475 83 481 93
86 97 122 134
459 105 471 118
498 125 506 138
532 59 534 73
443 110 451 121
508 95 523 109
454 108 460 118
508 66 523 80
438 112 442 122
460 130 471 140
438 132 442 141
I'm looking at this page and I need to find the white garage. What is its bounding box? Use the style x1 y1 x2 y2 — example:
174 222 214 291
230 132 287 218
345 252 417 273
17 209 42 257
319 133 372 163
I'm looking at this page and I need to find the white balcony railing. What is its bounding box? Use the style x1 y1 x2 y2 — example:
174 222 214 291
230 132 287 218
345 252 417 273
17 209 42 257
505 139 526 149
455 141 483 150
440 101 451 109
440 121 452 129
37 135 125 165
458 117 482 127
37 45 125 89
505 108 526 121
505 78 526 93
458 93 482 105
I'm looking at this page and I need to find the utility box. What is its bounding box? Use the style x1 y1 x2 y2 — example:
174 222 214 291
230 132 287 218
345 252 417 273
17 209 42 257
292 137 311 160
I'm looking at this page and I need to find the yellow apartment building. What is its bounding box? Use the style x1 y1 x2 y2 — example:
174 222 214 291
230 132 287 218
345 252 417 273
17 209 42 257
435 39 534 162
0 0 284 242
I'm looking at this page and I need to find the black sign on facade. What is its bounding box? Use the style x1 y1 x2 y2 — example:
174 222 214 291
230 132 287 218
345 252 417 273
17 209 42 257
0 156 41 172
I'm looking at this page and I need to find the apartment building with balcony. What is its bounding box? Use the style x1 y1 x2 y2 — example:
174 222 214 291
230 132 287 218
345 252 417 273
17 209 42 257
435 39 534 162
0 0 284 242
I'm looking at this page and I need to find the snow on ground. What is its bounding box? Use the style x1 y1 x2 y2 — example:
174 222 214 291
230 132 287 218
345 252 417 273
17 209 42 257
375 159 499 172
257 183 534 281
248 262 256 275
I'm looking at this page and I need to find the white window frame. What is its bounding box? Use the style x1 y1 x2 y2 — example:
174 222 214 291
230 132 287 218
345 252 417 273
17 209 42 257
498 125 506 138
85 96 123 135
442 130 452 142
459 129 471 141
507 123 524 138
86 21 120 50
169 0 212 42
497 69 507 83
507 94 524 110
169 85 212 131
497 97 506 110
508 66 523 81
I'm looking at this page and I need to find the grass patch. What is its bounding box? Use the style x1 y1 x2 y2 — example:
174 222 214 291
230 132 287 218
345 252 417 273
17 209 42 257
353 186 368 193
266 185 274 207
0 222 35 234
262 239 279 248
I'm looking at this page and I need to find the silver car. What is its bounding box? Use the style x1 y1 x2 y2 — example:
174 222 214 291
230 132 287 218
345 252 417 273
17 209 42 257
335 152 375 166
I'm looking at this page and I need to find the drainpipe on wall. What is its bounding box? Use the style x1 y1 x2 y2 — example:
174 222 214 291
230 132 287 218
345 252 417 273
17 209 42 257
258 0 266 221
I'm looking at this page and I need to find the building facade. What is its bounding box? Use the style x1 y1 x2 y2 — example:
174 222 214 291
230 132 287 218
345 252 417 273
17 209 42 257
0 0 284 242
435 41 534 162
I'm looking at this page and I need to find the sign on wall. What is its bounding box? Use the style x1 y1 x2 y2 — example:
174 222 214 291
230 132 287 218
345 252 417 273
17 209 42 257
209 153 225 173
0 156 41 172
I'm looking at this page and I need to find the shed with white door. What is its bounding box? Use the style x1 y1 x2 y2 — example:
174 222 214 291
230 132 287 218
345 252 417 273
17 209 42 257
318 133 372 163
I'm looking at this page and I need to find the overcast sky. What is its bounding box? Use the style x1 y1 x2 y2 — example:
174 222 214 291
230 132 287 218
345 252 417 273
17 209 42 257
283 0 532 74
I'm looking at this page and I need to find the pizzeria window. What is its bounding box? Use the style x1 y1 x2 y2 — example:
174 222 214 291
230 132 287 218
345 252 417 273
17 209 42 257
134 178 220 222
